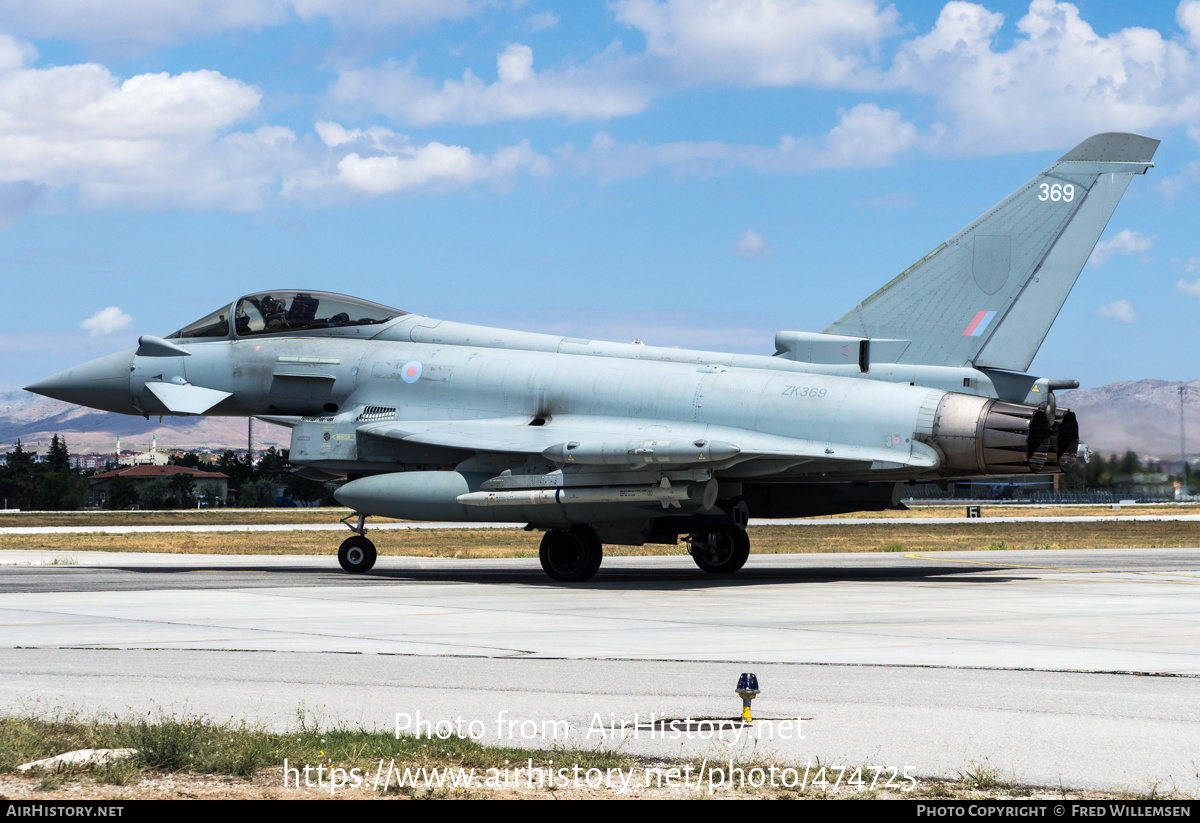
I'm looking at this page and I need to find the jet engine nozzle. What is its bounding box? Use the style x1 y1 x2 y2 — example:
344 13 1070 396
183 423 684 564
926 393 1080 476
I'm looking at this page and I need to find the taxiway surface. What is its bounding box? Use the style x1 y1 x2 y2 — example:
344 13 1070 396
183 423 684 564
1 548 1198 792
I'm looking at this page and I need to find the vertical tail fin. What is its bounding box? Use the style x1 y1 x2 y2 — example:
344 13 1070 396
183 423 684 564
824 133 1158 370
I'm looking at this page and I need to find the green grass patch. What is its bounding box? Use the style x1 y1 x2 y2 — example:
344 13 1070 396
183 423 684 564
958 759 1010 790
1 708 632 781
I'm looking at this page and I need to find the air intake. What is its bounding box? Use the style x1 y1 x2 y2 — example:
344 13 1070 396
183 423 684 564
356 406 396 422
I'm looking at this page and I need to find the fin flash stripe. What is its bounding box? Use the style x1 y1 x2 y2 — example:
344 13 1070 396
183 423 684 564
962 310 997 337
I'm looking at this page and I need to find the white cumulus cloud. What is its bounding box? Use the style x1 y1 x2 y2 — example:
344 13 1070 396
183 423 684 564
1176 278 1200 296
732 230 771 259
331 1 899 126
0 1 481 50
812 103 918 167
1088 229 1157 267
524 10 559 32
562 104 918 183
0 34 561 214
330 44 651 126
613 0 899 87
291 123 552 197
317 0 1200 156
1159 160 1200 199
336 141 550 194
80 307 133 337
888 0 1200 154
1095 299 1138 323
0 37 282 210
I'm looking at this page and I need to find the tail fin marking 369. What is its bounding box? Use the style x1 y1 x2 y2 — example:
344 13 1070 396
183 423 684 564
823 133 1159 371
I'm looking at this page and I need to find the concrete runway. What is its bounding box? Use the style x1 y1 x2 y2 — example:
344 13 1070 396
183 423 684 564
1 547 1198 793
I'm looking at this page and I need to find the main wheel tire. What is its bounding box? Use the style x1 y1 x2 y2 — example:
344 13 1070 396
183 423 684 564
539 527 603 581
338 535 377 573
689 528 750 574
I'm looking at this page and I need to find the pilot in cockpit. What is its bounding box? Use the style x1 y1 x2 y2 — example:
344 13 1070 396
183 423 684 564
169 290 405 339
259 294 288 332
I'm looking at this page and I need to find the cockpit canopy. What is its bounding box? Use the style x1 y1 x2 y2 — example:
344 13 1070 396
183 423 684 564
167 291 406 339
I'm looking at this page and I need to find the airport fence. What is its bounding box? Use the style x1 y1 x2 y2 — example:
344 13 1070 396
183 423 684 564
904 488 1181 504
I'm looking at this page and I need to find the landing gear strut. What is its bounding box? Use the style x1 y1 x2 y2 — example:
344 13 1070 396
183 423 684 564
338 512 377 573
687 527 750 574
539 525 603 582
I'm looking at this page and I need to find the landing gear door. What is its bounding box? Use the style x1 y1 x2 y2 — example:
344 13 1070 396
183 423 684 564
290 416 359 463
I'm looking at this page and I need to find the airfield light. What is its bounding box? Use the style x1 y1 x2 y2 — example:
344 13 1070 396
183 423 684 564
736 672 759 722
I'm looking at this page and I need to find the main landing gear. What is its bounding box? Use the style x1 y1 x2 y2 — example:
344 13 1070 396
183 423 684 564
338 513 377 573
686 527 750 574
539 525 603 582
332 512 751 580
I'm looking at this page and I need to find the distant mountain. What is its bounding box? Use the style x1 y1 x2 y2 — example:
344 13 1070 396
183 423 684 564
1056 378 1199 459
0 391 289 455
2 378 1197 459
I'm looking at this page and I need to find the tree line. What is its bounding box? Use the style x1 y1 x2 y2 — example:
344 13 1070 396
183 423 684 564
1058 449 1189 492
0 436 336 511
0 436 83 510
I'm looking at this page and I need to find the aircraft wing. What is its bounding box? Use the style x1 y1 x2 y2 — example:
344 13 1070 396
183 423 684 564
357 415 940 470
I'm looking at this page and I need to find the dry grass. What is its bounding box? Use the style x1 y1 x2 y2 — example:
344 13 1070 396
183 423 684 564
744 521 1200 554
1 520 1197 558
0 529 540 558
0 712 1151 801
0 508 384 528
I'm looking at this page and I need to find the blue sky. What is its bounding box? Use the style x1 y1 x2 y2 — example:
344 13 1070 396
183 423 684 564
1 0 1198 392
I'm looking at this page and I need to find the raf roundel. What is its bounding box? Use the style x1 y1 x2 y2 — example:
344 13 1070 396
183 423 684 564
401 361 422 384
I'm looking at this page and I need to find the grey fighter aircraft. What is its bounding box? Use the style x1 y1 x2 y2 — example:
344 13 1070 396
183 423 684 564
26 133 1158 581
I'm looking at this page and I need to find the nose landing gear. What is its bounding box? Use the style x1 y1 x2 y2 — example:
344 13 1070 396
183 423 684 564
338 512 377 573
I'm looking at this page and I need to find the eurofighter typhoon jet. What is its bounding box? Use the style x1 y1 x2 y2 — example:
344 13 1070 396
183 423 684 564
26 133 1157 581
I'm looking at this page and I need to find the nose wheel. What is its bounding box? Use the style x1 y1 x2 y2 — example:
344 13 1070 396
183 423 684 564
687 528 750 574
338 535 377 573
337 512 377 573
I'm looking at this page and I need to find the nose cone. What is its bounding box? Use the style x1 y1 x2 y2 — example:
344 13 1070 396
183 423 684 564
25 349 137 414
